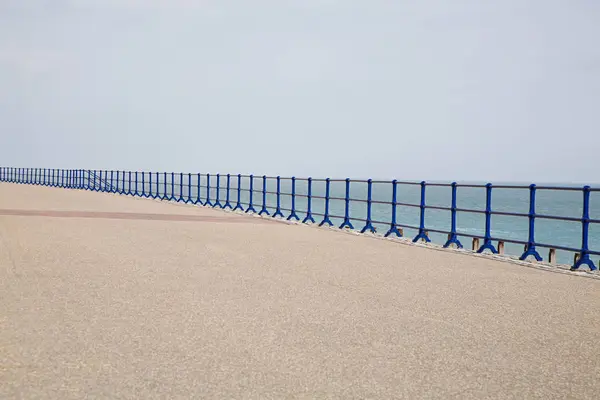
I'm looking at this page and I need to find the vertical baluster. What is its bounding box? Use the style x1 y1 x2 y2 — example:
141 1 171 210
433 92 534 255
167 172 173 200
412 181 431 242
258 175 270 215
149 171 153 198
519 184 542 261
224 174 232 209
286 177 299 221
234 174 243 211
142 172 146 197
444 182 462 248
385 180 402 237
156 172 160 199
319 178 333 226
178 172 184 202
127 171 133 196
246 175 256 213
477 183 497 253
302 177 315 223
196 173 203 205
572 186 597 270
205 173 213 206
360 179 376 233
187 173 192 203
273 176 284 218
214 174 222 208
339 178 353 229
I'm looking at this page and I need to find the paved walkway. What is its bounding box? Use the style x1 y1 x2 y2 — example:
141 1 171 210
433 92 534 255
1 183 599 399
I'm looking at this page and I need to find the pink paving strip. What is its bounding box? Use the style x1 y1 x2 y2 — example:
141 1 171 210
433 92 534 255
0 209 274 224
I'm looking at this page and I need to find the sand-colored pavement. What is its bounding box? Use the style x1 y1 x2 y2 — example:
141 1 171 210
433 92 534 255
1 183 599 399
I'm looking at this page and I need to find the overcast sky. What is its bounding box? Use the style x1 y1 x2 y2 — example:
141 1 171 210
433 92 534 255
1 0 599 182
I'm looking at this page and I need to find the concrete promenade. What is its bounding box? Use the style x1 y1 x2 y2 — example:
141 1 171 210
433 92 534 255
1 183 599 399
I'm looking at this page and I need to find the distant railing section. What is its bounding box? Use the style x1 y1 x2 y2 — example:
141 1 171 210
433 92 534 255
1 167 598 271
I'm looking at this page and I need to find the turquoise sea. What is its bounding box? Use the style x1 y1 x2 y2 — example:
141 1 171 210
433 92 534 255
93 171 600 268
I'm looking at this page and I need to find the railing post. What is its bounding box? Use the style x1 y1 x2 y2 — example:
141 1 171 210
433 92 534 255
98 170 103 191
572 186 597 271
412 181 431 242
133 171 139 196
286 176 299 220
162 172 167 200
224 174 232 209
273 176 284 218
302 177 316 223
360 179 376 233
155 172 160 199
319 178 334 226
246 175 256 213
476 183 498 253
127 171 131 195
205 173 213 206
520 184 542 261
148 171 153 198
196 173 203 205
141 172 146 197
176 172 183 202
234 174 243 211
187 173 192 203
258 175 270 216
339 178 354 229
444 182 463 248
168 172 175 201
115 170 120 193
385 180 402 237
214 174 223 208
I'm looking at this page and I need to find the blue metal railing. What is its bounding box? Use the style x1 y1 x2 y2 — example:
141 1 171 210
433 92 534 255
1 167 598 271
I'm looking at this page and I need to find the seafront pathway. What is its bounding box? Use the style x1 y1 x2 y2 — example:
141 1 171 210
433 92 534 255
1 183 599 399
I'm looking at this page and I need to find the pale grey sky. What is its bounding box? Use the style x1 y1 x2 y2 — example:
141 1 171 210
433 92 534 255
1 0 599 182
